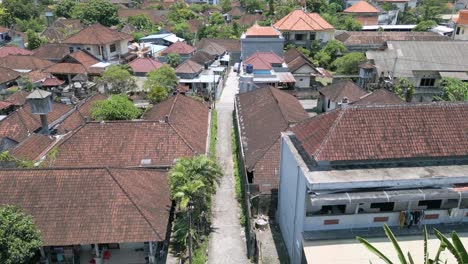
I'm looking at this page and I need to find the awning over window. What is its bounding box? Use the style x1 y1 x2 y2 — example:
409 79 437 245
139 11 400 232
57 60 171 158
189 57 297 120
439 71 468 80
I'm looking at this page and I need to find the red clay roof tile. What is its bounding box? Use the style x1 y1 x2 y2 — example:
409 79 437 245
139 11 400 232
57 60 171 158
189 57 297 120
0 168 171 245
274 10 334 31
291 102 468 162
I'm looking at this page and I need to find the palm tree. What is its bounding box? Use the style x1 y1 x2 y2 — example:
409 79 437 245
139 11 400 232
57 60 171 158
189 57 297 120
357 224 467 264
169 155 223 255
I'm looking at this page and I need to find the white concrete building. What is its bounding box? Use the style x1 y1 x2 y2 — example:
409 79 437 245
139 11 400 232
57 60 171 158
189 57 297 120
277 102 468 263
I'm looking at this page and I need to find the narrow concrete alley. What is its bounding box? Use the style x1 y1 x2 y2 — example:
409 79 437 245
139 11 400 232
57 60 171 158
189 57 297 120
208 69 249 264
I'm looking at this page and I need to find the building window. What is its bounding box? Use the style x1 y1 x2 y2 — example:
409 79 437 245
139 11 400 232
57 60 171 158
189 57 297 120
327 99 331 108
309 33 316 40
69 47 74 53
110 43 116 53
86 47 91 51
456 27 461 35
370 202 395 212
295 34 305 41
420 78 435 87
320 205 346 215
283 32 290 40
418 200 442 209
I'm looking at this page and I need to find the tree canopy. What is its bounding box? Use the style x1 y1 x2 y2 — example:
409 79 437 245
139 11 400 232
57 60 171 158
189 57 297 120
91 94 141 121
169 156 222 254
413 20 437 31
71 0 119 26
98 65 137 94
166 53 181 68
55 0 78 18
0 206 42 264
26 29 45 50
437 77 468 101
144 65 178 92
147 85 169 103
332 52 366 74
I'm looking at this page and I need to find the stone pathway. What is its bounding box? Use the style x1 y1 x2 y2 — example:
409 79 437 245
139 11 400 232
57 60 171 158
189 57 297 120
207 69 249 264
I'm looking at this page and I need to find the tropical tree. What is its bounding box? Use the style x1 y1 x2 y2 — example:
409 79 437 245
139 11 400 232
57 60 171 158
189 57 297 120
393 78 415 102
147 85 169 103
55 0 79 18
91 94 141 121
332 52 366 74
127 14 153 31
357 224 468 264
437 77 468 101
26 29 44 50
0 206 42 264
144 65 178 92
221 0 232 13
166 53 181 68
169 156 222 254
413 20 437 32
71 0 119 26
98 65 137 94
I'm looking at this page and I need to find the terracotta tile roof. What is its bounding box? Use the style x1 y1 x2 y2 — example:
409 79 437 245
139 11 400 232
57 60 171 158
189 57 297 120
26 70 51 84
0 101 73 143
319 80 367 103
46 121 202 168
335 31 449 46
117 9 169 24
352 89 404 105
5 90 29 106
55 93 107 134
235 14 265 27
44 62 87 74
344 1 381 13
244 52 284 70
0 101 13 110
143 94 209 154
236 87 308 192
128 57 164 74
10 134 55 161
186 18 205 34
44 50 101 75
41 77 65 87
64 23 133 45
0 168 171 245
245 24 281 37
0 46 33 58
33 44 70 61
175 59 203 75
291 102 468 163
455 10 468 24
198 42 226 56
274 10 334 31
41 19 84 43
190 51 217 66
0 67 21 84
161 41 196 55
284 48 319 73
0 55 54 71
197 38 241 52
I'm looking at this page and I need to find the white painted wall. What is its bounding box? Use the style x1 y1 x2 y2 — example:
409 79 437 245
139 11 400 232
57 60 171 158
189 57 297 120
278 134 308 264
455 25 468 40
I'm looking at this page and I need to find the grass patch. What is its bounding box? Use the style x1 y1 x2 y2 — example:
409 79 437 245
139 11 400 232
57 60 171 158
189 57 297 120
209 109 217 159
232 115 247 227
192 240 208 264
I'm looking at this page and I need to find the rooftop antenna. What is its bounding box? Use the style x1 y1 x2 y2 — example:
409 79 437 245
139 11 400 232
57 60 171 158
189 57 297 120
27 89 52 135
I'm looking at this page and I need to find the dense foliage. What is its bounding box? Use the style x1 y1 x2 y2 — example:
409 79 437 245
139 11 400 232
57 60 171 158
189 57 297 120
169 156 222 256
0 206 42 264
91 94 141 121
437 77 468 101
332 52 366 74
98 65 137 94
144 65 178 92
147 85 169 103
166 53 181 68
